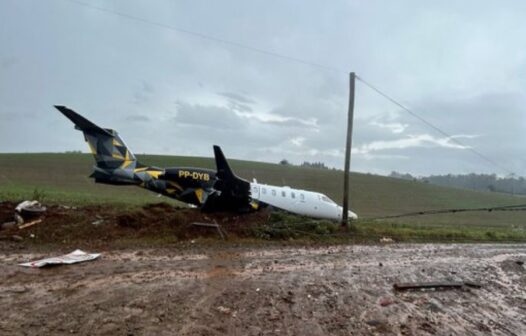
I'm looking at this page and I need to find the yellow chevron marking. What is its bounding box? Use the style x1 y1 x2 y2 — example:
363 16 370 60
121 150 134 169
87 142 96 155
146 170 162 179
112 152 125 160
168 181 183 191
250 201 259 210
112 138 123 147
134 167 148 173
195 188 204 203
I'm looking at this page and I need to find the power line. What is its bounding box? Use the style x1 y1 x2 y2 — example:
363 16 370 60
356 75 515 175
62 0 345 74
62 0 514 175
370 203 526 220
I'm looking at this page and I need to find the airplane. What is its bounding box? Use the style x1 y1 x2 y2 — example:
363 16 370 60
55 106 358 221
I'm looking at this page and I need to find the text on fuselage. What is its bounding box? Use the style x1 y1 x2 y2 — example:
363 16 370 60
178 170 210 181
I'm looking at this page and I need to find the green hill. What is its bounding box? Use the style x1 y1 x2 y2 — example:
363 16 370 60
1 153 525 230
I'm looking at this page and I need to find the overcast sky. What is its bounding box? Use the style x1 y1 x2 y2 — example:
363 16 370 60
1 0 526 176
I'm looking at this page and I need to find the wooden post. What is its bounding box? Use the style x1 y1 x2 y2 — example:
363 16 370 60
341 72 356 226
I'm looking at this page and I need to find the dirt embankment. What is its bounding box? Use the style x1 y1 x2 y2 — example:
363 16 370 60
0 201 271 250
0 244 525 335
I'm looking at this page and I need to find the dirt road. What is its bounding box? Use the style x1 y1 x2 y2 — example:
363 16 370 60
0 244 525 335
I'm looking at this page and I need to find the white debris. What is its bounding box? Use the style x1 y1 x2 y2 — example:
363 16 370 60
19 249 101 268
15 201 45 213
216 306 232 314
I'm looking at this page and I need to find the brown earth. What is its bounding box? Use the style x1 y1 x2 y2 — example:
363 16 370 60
0 201 272 251
0 243 525 335
1 202 525 335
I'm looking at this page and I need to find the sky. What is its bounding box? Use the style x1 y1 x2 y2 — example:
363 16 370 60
1 0 526 176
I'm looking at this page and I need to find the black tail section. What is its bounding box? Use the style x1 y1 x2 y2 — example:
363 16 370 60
55 105 113 136
214 145 237 180
55 105 138 171
205 145 252 212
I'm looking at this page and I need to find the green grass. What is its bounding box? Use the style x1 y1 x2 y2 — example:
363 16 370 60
1 153 526 242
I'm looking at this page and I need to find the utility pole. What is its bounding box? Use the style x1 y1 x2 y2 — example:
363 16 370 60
341 72 356 227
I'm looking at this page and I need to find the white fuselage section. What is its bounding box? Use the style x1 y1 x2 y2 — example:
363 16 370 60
250 182 358 221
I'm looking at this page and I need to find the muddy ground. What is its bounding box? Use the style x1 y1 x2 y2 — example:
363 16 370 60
0 244 524 335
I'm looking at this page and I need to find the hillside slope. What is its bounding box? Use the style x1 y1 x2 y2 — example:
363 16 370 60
1 153 525 227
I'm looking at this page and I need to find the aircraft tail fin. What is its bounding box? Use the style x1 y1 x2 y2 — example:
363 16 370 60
207 145 252 211
55 105 138 171
213 145 236 180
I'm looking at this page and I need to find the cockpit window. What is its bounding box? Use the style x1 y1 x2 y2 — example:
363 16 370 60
321 195 336 204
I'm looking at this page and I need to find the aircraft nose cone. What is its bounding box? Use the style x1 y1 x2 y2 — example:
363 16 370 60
336 207 358 220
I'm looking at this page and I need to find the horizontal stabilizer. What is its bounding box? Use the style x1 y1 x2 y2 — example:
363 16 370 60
54 105 113 137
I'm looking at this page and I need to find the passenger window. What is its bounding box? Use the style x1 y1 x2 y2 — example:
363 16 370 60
291 192 295 199
282 191 286 197
272 190 276 196
300 194 305 201
262 188 266 194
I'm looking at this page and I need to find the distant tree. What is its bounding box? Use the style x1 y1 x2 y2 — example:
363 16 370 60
389 171 414 181
279 159 290 165
301 161 329 169
401 172 526 196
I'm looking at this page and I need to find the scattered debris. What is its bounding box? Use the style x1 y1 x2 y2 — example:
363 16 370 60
14 213 24 225
6 286 28 294
379 297 395 307
515 260 524 266
191 222 228 240
15 201 47 219
2 201 48 230
393 281 481 291
380 237 394 243
19 249 101 268
91 219 104 226
18 219 42 230
216 306 232 315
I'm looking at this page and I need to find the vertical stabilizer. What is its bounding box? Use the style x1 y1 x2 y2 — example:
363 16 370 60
55 105 138 170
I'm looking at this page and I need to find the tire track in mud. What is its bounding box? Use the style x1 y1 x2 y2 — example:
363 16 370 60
0 244 525 335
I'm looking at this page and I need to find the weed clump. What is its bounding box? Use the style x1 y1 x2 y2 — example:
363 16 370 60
251 211 340 240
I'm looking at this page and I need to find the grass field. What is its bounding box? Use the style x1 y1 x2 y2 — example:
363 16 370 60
1 153 526 242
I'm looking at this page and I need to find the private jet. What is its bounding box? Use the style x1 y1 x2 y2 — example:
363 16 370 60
56 106 358 221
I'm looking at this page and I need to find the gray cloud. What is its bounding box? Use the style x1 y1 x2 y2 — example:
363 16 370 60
132 81 155 106
125 115 151 122
1 1 526 175
218 92 255 105
174 100 245 130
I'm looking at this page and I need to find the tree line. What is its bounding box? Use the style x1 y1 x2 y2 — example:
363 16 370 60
389 171 526 195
